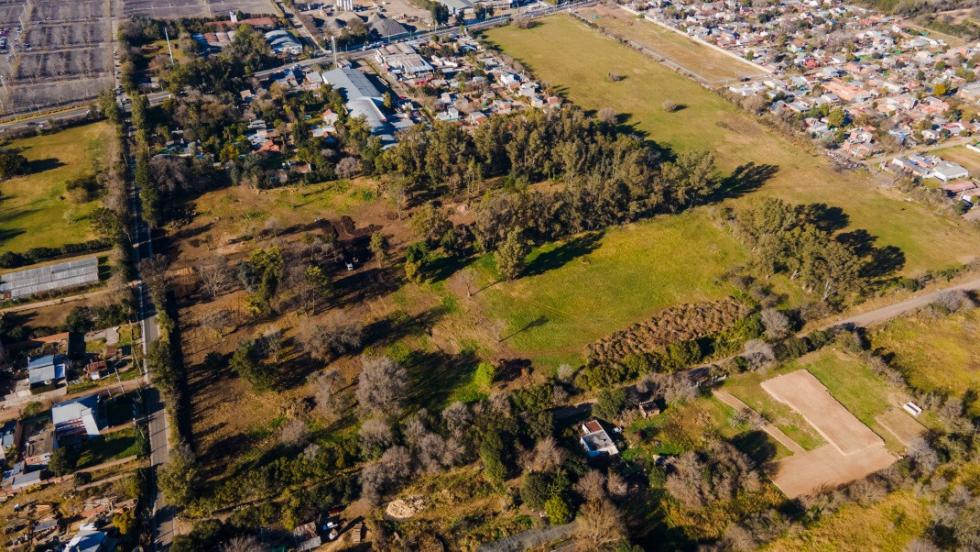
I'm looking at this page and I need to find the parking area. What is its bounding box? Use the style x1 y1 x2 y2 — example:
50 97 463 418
0 0 113 115
122 0 276 19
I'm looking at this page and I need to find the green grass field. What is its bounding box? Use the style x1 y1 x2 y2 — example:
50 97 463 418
796 348 893 429
0 123 112 253
722 372 825 451
192 177 377 237
870 309 979 403
471 209 746 368
580 5 765 83
767 491 930 551
485 17 980 274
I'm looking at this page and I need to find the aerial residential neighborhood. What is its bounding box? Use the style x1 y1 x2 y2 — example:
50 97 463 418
0 0 978 550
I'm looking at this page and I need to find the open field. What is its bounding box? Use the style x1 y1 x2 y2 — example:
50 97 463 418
767 491 930 551
870 308 979 405
0 121 111 253
470 209 747 368
796 349 895 431
579 5 766 84
484 17 980 274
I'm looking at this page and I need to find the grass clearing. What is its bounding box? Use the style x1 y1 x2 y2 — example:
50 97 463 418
192 178 378 240
723 371 825 451
580 5 766 83
471 209 746 368
767 491 930 551
870 308 979 407
796 348 893 429
933 145 980 176
0 122 113 253
485 17 980 274
75 427 141 469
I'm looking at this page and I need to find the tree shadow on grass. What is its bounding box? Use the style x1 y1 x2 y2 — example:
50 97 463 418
711 162 779 202
731 429 779 478
403 348 480 412
522 231 604 277
836 229 906 279
25 157 64 175
361 305 449 350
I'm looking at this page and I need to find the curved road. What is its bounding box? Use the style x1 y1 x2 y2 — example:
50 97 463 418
828 276 980 329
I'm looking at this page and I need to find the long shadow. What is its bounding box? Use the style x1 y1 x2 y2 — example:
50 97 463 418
332 266 403 305
25 157 64 174
499 315 548 343
731 430 778 470
522 231 603 277
0 226 25 247
806 203 849 233
712 162 779 202
403 348 480 412
837 229 906 279
361 305 448 349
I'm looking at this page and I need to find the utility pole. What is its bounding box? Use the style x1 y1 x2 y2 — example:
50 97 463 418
163 26 175 67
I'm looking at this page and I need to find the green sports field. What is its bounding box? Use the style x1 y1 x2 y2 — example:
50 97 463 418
0 122 112 254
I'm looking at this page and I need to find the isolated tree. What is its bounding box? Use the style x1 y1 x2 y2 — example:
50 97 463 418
200 308 233 337
48 447 77 476
299 315 363 362
496 230 529 280
759 308 791 339
520 436 565 473
279 418 309 447
197 256 232 299
0 149 27 179
370 231 390 268
356 356 408 416
336 156 362 179
312 370 343 419
442 401 472 439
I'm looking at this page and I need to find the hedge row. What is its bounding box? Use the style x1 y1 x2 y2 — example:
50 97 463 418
0 239 111 268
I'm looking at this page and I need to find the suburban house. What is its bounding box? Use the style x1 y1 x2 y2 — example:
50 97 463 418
932 161 970 182
436 0 472 15
579 419 619 458
52 395 104 440
322 66 403 144
265 29 303 56
1 461 43 491
27 354 67 389
1 420 21 461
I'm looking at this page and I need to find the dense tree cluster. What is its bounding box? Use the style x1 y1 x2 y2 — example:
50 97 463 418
729 198 902 305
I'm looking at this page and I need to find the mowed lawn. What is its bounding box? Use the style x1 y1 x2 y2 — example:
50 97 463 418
580 5 765 83
0 122 111 253
767 491 930 551
485 17 980 274
870 309 979 405
473 209 746 368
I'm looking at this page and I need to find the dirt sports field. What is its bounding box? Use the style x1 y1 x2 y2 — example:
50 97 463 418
762 370 898 498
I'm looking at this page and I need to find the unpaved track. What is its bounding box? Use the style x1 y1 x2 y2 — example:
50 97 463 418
713 389 805 454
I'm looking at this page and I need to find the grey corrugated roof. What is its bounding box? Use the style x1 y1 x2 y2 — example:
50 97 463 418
0 257 99 300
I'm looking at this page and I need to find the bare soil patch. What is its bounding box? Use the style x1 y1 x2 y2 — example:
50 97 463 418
772 443 896 499
875 408 927 447
762 370 882 455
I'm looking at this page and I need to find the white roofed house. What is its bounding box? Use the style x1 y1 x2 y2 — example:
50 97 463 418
580 418 619 458
52 395 104 440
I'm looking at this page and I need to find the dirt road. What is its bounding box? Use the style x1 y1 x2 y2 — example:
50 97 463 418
830 277 980 329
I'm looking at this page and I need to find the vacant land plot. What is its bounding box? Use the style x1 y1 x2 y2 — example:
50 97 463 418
721 373 825 451
485 17 980 274
870 308 979 407
579 5 766 84
123 0 276 19
470 209 747 368
876 407 927 447
763 370 883 454
0 122 111 253
767 491 930 551
762 369 898 498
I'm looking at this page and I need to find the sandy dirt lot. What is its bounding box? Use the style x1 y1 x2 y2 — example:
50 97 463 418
772 443 896 499
876 407 927 447
762 370 882 455
123 0 277 19
761 369 900 498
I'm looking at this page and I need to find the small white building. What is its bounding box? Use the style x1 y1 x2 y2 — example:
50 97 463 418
580 419 619 458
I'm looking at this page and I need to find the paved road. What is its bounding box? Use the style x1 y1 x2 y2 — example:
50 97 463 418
829 276 980 329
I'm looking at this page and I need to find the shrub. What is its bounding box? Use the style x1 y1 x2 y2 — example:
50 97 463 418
545 494 573 524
